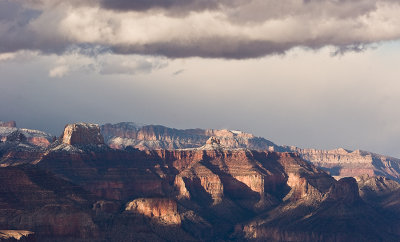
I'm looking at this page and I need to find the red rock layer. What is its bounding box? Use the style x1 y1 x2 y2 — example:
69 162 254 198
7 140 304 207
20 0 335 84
126 198 181 225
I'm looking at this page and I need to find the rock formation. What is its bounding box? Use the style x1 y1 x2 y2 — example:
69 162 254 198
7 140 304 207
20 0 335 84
101 122 279 151
0 166 98 241
102 122 400 183
4 130 27 143
0 230 35 241
1 121 400 241
289 147 400 182
325 177 361 204
126 198 181 225
0 121 16 128
0 123 52 148
61 123 104 145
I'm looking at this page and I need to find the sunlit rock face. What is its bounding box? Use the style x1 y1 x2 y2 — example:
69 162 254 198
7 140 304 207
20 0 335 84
101 122 279 151
0 230 35 241
288 147 400 182
61 123 104 146
126 198 181 225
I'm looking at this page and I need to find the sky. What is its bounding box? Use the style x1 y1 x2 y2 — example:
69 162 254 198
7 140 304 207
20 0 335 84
1 0 400 157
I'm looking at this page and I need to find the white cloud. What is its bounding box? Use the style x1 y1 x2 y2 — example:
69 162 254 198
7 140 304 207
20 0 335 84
47 51 167 77
2 0 400 58
0 53 17 61
49 65 69 78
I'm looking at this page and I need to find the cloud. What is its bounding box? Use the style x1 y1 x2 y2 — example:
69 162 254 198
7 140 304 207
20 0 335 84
0 53 17 62
49 65 69 78
172 69 185 76
99 54 168 75
99 0 243 14
2 0 400 59
46 51 168 77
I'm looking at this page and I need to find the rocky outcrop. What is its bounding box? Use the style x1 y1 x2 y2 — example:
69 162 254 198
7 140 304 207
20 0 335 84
0 127 52 148
325 177 361 204
2 121 400 241
0 121 16 128
0 230 35 241
102 122 400 183
101 122 279 151
61 123 104 145
238 175 399 242
126 198 181 225
288 147 400 182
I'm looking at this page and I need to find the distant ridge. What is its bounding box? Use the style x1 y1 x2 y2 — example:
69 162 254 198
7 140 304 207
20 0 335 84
101 122 400 182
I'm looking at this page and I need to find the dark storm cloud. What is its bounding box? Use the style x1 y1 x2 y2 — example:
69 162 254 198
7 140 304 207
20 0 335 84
100 0 242 13
109 39 295 59
1 0 400 59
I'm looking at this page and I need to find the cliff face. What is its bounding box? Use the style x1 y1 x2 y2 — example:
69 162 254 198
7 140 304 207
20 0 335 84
2 122 400 241
290 147 400 182
0 166 98 241
61 123 104 145
102 122 400 183
35 123 164 201
239 177 400 242
101 122 279 151
126 198 181 225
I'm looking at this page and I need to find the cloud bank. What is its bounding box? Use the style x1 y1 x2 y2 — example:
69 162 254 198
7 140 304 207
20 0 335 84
2 0 400 58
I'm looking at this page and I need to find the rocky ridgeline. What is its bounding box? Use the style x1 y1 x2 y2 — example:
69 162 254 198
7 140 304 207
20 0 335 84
1 122 400 241
101 122 279 151
288 147 400 182
0 121 53 147
101 122 400 183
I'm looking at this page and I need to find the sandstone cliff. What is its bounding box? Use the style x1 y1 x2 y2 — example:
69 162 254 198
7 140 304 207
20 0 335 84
126 198 181 225
238 177 400 241
289 147 400 182
61 123 104 145
101 122 279 151
2 122 400 241
102 122 400 183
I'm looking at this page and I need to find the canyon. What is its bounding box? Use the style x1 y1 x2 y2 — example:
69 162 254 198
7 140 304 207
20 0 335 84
0 121 400 241
102 122 400 183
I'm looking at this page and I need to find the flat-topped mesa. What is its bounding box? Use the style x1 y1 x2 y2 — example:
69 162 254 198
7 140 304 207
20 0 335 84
61 123 104 146
0 121 16 128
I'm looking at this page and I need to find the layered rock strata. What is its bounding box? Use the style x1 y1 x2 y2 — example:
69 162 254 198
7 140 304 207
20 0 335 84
289 147 400 182
101 122 279 151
